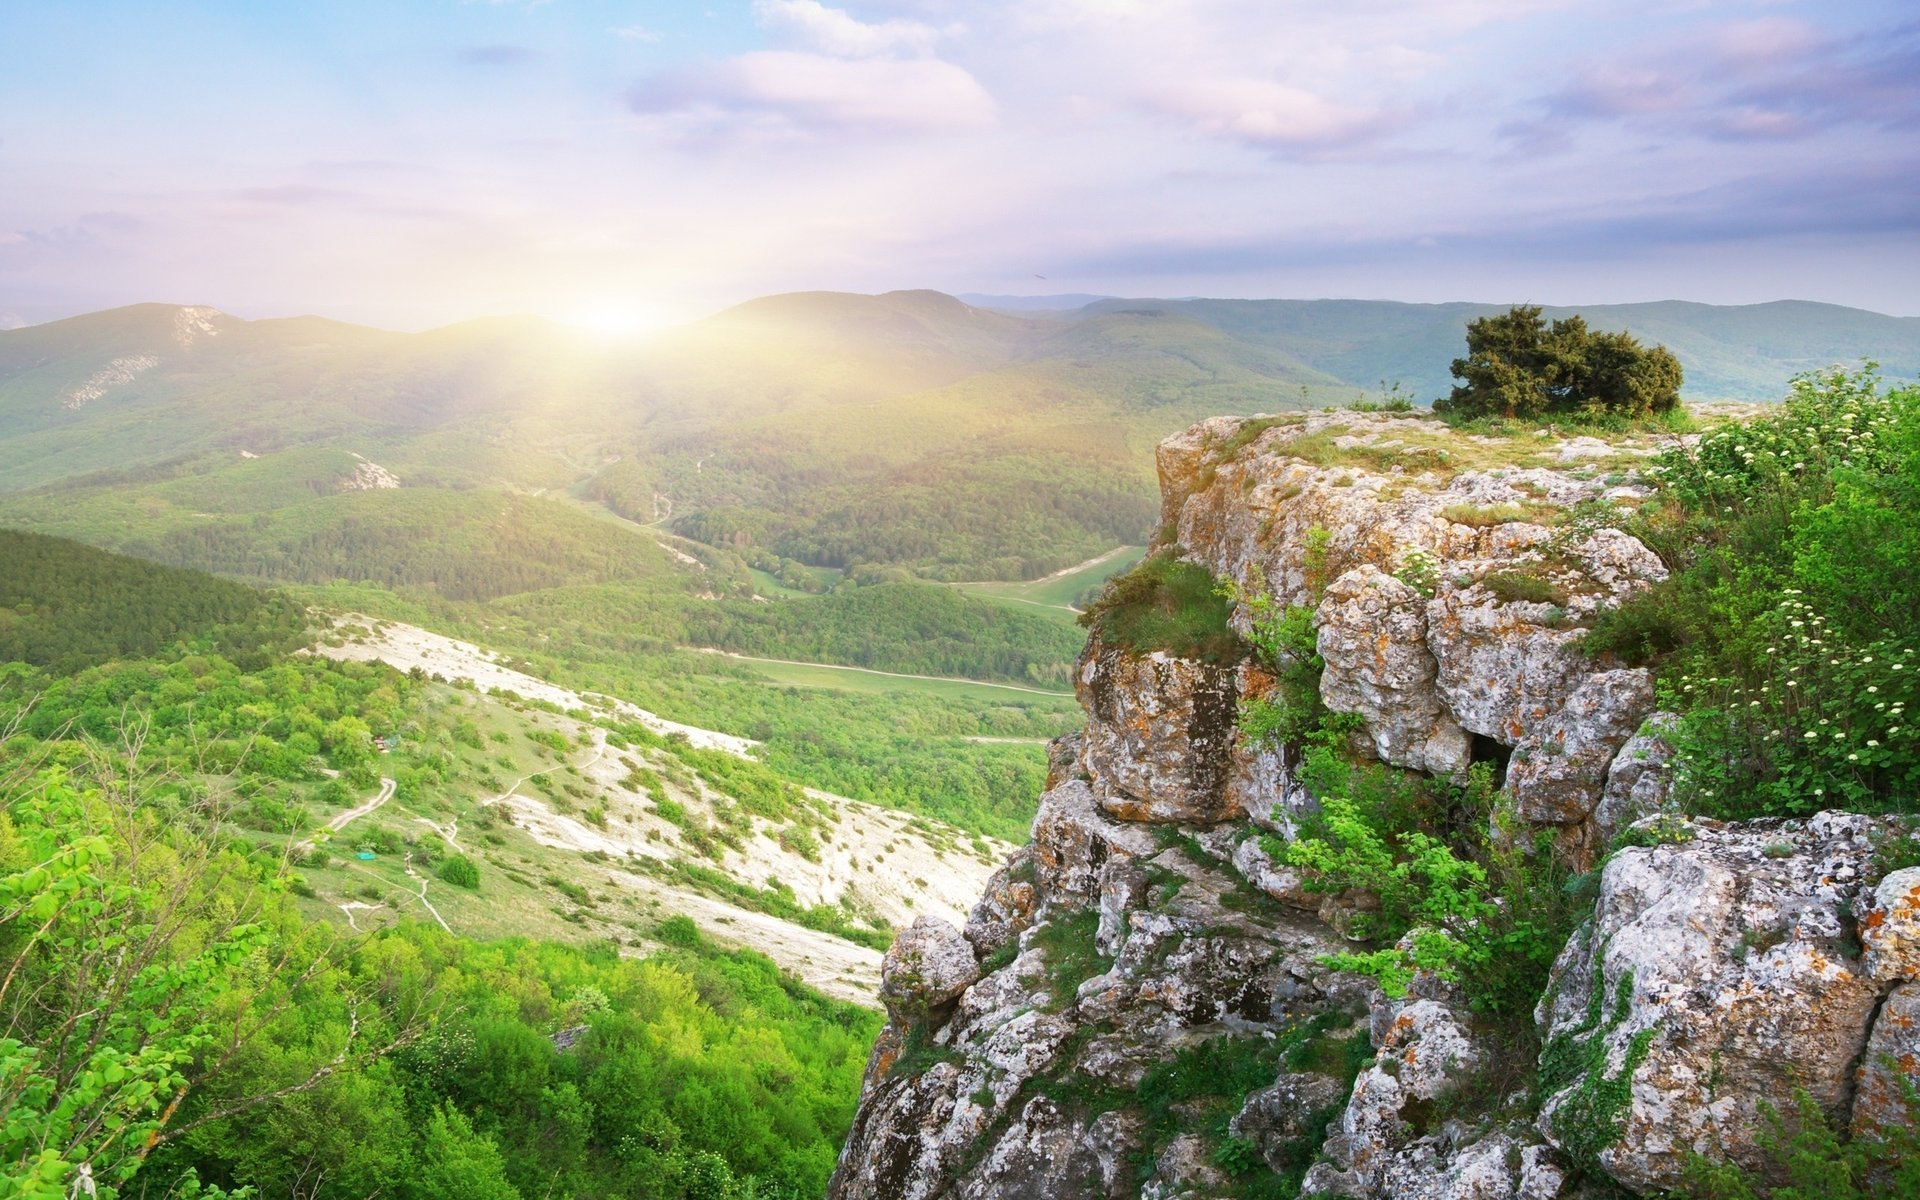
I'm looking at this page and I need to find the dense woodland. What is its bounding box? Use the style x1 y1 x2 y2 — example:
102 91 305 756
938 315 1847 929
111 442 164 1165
0 530 304 672
0 558 881 1198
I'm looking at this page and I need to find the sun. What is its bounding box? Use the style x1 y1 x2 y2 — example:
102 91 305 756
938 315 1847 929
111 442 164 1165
555 301 671 340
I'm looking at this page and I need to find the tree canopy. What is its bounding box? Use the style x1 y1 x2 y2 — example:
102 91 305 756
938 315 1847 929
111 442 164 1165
1434 305 1683 420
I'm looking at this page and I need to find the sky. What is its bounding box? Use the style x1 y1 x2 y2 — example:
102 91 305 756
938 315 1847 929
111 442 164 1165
2 0 1917 331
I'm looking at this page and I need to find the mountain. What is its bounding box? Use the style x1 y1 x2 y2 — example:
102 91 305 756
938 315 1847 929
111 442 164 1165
2 291 1913 592
1082 296 1920 402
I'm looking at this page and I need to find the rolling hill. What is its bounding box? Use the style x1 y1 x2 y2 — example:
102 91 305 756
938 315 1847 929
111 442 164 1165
2 290 1913 594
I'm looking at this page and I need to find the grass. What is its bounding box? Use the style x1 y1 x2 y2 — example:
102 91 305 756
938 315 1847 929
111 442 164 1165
1077 551 1242 663
952 544 1148 624
1440 502 1546 528
723 652 1076 699
1481 569 1570 606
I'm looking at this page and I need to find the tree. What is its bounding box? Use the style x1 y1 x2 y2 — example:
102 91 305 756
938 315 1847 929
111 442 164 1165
1435 305 1682 420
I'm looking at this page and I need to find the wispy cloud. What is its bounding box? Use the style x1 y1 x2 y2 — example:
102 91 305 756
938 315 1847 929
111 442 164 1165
610 24 662 43
629 50 994 136
1519 16 1920 147
1147 78 1407 155
753 0 955 58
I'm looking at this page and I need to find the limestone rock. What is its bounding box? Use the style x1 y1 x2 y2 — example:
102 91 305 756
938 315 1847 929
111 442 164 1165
1076 637 1243 823
1229 1071 1350 1174
1096 858 1150 957
1373 1129 1568 1200
1860 866 1920 984
1317 564 1471 776
1535 812 1890 1192
1853 982 1920 1139
880 917 981 1024
964 850 1039 959
1230 832 1321 910
1507 669 1655 845
1427 584 1590 747
1592 712 1681 843
1306 994 1489 1197
1027 779 1161 909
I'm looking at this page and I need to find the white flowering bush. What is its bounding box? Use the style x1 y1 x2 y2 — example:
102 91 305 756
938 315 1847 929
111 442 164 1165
1657 365 1900 511
1664 592 1919 816
1588 366 1920 816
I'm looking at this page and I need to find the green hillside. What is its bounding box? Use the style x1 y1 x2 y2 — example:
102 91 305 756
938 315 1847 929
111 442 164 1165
3 290 1914 593
1087 296 1920 403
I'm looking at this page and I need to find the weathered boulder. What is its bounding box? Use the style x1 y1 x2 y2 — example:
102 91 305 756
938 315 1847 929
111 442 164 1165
1534 812 1903 1192
1853 982 1920 1139
1076 637 1243 823
1226 660 1319 833
880 917 981 1024
1027 778 1161 908
963 849 1039 959
1506 669 1655 847
1304 992 1490 1197
1229 1071 1350 1174
1373 1129 1568 1200
1317 564 1472 777
1592 712 1681 843
1095 858 1150 957
1159 411 1671 850
1426 583 1591 747
1861 865 1920 983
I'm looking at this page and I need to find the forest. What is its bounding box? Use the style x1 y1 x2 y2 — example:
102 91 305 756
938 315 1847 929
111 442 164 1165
0 550 884 1199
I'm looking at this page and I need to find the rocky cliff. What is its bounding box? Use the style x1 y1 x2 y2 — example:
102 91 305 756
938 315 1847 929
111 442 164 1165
828 410 1920 1199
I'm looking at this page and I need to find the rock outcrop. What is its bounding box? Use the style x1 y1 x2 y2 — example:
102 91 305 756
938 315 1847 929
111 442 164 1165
1535 813 1920 1192
828 412 1918 1200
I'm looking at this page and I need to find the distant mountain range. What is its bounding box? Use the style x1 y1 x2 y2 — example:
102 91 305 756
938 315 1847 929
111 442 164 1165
2 290 1914 584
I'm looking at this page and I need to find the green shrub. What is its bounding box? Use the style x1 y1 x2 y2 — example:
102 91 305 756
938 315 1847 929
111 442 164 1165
1077 551 1241 663
1481 570 1568 606
1434 305 1682 421
1284 763 1577 1016
1601 368 1920 816
1679 1084 1920 1199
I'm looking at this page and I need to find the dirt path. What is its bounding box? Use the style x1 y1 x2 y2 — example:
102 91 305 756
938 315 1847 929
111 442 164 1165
403 867 452 933
293 775 396 857
327 776 396 832
693 648 1069 697
1031 545 1131 585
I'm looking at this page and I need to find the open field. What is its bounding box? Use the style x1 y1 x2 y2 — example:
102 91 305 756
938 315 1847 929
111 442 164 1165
954 544 1147 623
707 648 1077 700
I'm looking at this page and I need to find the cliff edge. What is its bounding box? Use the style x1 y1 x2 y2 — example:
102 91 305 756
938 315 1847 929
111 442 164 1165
828 409 1920 1200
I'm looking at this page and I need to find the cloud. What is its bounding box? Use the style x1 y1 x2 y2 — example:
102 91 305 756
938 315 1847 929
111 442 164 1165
1523 15 1920 147
753 0 952 58
460 44 536 66
610 24 662 43
1149 78 1406 154
629 50 994 135
231 185 344 206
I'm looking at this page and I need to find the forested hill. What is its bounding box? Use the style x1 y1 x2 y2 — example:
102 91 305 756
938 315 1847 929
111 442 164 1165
0 528 303 671
2 292 1912 584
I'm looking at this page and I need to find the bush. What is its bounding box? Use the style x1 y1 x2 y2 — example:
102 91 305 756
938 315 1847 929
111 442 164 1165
1434 305 1682 421
1283 761 1577 1016
436 854 480 889
1077 551 1241 663
1598 367 1920 816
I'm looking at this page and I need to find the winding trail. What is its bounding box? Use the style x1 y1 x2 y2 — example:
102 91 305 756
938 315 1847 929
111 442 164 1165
293 775 396 857
326 776 397 833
